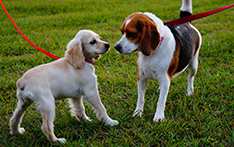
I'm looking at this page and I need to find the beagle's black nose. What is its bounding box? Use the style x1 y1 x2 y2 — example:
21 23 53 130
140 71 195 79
114 44 122 52
105 44 110 49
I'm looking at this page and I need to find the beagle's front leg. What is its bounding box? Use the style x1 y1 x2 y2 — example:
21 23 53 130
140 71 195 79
133 77 147 117
153 75 170 122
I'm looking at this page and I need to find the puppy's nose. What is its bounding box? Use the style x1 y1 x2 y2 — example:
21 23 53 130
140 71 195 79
105 44 110 49
114 44 122 51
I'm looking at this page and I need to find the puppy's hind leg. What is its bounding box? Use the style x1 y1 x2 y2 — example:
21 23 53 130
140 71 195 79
68 96 92 122
187 52 199 96
10 95 32 135
36 93 66 143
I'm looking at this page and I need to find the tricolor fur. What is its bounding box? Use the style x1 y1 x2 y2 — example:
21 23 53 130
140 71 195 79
115 0 202 122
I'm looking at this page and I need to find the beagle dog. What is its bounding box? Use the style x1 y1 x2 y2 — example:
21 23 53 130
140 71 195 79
115 0 202 122
10 30 118 143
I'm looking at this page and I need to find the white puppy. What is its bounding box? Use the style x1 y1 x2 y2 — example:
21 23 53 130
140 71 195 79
10 30 118 143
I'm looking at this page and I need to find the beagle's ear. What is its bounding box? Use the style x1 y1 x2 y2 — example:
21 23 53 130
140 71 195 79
140 21 161 56
65 39 85 69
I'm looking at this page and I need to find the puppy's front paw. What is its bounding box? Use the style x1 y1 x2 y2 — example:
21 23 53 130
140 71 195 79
57 138 66 144
10 127 25 135
105 119 119 126
83 117 92 122
132 109 143 117
153 113 164 122
82 115 92 122
18 127 25 135
75 114 92 122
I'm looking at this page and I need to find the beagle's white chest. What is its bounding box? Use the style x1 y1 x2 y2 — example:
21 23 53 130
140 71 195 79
137 53 161 81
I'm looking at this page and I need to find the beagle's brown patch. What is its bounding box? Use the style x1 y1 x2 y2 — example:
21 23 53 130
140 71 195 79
167 23 201 75
120 13 161 56
167 43 180 79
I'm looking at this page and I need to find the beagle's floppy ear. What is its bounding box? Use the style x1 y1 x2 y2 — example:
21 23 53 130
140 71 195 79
139 21 161 56
65 39 85 69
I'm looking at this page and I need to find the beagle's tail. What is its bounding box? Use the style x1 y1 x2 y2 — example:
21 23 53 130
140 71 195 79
180 0 192 18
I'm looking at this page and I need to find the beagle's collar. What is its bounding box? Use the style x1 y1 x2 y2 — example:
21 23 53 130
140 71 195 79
85 59 94 65
159 30 166 45
160 36 164 44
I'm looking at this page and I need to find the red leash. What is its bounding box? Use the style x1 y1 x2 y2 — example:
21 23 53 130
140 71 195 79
1 0 233 59
164 3 234 25
0 0 60 60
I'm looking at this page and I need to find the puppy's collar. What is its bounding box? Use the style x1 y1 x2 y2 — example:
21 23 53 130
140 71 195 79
85 59 94 65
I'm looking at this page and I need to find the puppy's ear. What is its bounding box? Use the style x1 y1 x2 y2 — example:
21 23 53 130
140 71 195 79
140 21 161 56
65 39 85 69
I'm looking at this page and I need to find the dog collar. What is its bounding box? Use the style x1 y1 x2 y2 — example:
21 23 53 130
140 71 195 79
160 36 164 44
160 30 166 44
85 59 94 65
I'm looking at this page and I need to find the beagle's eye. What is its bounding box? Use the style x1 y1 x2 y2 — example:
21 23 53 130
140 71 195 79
127 32 136 37
90 39 96 45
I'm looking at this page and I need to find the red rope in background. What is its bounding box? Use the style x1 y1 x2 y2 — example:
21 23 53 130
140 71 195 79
1 0 233 60
164 3 234 25
0 0 60 60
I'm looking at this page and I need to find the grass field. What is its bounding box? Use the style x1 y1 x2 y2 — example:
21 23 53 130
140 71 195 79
0 0 233 146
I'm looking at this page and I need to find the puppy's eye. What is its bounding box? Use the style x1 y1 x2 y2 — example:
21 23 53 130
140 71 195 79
127 32 135 37
90 40 96 45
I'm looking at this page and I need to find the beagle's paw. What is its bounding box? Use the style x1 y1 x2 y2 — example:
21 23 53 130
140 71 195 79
132 109 143 117
186 89 193 96
153 113 164 122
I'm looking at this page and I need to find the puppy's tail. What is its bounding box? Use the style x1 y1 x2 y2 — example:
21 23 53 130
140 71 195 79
16 79 32 101
180 0 192 18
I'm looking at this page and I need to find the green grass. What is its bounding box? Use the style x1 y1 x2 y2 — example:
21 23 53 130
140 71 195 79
0 0 233 146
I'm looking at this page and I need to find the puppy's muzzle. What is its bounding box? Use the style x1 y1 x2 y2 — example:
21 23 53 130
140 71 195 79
105 43 110 49
104 43 110 53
